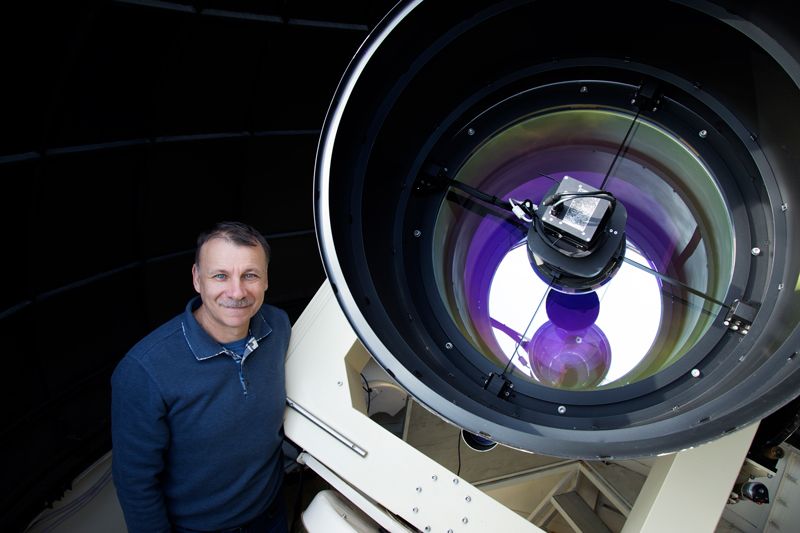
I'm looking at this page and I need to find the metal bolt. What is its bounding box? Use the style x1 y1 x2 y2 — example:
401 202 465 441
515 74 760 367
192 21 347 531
463 517 469 524
751 247 761 256
453 478 459 485
557 405 567 414
445 342 453 349
781 203 788 212
575 336 582 344
465 496 471 502
432 475 438 481
580 86 588 93
467 128 475 136
337 381 343 386
779 283 785 291
413 229 422 238
413 507 419 513
416 486 422 493
699 129 708 138
691 368 701 378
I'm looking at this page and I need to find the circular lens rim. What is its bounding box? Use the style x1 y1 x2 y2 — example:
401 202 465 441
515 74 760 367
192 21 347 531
315 0 798 458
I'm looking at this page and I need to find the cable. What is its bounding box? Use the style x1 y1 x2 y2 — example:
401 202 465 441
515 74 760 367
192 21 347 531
533 189 617 258
500 276 555 378
541 190 616 210
600 108 642 190
456 431 462 476
360 373 372 416
532 212 594 259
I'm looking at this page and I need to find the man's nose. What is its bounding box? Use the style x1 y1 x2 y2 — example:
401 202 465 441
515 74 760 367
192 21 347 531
227 278 246 299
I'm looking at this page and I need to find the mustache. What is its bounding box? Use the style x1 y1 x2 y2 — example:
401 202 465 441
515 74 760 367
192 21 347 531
219 298 254 308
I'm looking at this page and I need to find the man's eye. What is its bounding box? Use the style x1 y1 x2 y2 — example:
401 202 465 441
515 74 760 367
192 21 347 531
213 274 227 280
244 273 258 280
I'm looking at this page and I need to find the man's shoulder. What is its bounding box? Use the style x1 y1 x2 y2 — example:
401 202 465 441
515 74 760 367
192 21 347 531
124 312 186 366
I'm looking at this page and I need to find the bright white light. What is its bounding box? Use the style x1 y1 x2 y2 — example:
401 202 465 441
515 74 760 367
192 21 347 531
488 243 661 385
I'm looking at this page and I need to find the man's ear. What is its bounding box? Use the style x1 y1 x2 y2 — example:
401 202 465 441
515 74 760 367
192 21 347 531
192 264 200 293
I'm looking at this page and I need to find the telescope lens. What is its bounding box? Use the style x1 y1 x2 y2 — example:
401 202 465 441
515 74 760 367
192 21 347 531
316 0 800 457
432 108 732 390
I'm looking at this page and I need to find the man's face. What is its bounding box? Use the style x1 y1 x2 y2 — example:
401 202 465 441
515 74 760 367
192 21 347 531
192 237 269 341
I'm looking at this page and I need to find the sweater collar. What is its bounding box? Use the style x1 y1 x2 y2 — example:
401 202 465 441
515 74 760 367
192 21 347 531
181 296 273 361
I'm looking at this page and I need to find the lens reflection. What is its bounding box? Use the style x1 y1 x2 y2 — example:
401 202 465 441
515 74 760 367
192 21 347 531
529 323 611 389
432 107 733 390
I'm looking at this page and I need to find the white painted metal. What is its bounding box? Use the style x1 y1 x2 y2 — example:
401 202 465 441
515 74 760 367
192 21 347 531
298 454 409 532
621 424 759 533
284 281 541 532
301 489 379 532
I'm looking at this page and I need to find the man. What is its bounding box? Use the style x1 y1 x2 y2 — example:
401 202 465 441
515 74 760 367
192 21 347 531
112 221 291 533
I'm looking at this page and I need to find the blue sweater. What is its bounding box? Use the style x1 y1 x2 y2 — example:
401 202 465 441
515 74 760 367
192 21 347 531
111 297 290 532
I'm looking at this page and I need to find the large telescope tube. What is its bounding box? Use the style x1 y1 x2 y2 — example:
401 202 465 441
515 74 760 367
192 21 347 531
315 0 800 458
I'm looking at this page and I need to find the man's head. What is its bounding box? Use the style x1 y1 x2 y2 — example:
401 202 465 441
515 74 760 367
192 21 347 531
192 221 271 342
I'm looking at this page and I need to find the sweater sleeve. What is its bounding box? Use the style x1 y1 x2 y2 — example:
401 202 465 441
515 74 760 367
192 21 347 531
111 356 172 533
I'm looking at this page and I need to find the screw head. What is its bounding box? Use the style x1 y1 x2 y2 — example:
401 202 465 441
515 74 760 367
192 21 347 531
453 478 459 485
557 405 567 414
580 85 588 93
691 368 701 378
465 496 471 502
445 342 453 349
432 475 438 481
337 381 343 386
413 507 418 513
413 229 422 238
416 486 422 493
463 517 469 524
467 127 475 136
751 247 761 256
699 129 708 138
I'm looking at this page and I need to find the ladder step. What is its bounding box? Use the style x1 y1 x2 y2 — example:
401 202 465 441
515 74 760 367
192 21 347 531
552 491 612 533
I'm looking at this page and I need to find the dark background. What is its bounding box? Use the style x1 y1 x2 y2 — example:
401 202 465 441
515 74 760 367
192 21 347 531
4 1 800 531
0 1 395 530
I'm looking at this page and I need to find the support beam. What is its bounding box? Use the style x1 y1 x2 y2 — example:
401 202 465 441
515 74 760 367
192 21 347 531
284 281 540 532
622 424 758 533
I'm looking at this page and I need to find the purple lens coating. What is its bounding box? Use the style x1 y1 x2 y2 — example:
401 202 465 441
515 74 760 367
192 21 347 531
546 290 600 331
432 108 733 389
528 322 611 389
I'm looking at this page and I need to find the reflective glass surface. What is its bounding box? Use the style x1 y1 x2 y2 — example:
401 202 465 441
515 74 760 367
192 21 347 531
432 108 733 390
